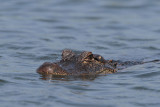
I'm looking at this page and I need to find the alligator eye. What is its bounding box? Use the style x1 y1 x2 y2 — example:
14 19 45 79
93 55 101 61
95 57 101 61
94 57 99 61
88 54 93 59
84 55 93 61
93 54 106 63
98 56 102 60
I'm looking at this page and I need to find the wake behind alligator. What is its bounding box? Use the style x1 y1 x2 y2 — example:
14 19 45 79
37 49 159 80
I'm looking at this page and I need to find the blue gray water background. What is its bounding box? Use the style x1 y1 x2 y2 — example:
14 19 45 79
0 0 160 107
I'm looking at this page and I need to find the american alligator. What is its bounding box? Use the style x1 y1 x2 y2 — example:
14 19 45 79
37 49 159 79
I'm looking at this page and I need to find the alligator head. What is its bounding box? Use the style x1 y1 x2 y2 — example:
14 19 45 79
37 49 117 77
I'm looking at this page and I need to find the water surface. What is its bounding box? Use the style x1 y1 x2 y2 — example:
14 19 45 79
0 0 160 107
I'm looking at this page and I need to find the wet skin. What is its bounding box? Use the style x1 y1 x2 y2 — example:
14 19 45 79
37 49 160 78
37 49 117 76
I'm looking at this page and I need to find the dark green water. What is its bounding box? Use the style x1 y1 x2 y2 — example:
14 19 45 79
0 0 160 107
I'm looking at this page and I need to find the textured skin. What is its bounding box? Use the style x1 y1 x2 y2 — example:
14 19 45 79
37 50 160 80
37 49 117 76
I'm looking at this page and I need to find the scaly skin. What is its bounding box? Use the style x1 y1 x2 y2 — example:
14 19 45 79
37 49 160 78
37 49 117 76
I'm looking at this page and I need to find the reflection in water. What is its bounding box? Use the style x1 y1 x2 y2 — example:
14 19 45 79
40 74 97 81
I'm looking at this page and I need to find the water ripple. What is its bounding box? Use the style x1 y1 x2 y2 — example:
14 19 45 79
0 30 24 33
0 0 160 107
56 36 76 40
100 0 150 9
0 79 10 85
132 102 160 107
142 46 160 51
36 18 59 23
135 71 160 78
131 86 160 92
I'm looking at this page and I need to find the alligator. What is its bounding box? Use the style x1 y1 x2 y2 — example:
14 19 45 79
37 49 159 79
